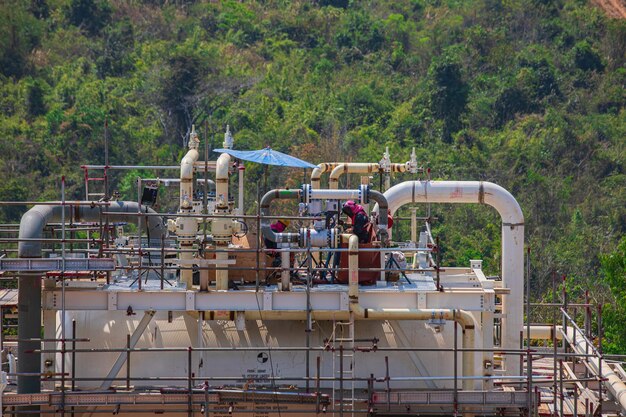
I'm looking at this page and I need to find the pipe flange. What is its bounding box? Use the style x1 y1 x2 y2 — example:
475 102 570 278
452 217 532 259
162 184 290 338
301 184 311 205
359 184 370 205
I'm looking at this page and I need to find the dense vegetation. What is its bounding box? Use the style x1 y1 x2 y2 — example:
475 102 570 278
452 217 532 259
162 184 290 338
0 0 624 350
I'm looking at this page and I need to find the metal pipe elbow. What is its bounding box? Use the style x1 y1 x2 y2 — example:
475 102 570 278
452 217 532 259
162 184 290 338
260 189 301 244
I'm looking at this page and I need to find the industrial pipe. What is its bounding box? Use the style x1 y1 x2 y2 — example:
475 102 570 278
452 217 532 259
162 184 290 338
328 163 410 189
522 325 564 341
378 180 524 376
17 201 165 394
214 153 232 290
178 129 200 288
310 163 342 189
348 234 359 300
260 189 301 245
179 129 200 208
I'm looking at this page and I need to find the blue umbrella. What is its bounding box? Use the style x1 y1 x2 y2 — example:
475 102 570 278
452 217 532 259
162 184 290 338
213 147 317 169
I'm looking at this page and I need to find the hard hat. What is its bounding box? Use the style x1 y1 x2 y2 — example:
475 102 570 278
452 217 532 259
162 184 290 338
278 218 290 227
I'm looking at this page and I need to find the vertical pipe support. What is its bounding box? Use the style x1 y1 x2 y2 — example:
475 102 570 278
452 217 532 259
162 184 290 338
348 235 359 300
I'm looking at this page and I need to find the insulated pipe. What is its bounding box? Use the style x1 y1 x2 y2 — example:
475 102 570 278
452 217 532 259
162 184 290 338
260 189 301 245
329 163 378 189
214 153 232 290
348 234 359 300
17 202 165 394
565 327 626 414
522 325 564 341
311 163 342 189
180 149 199 208
308 189 362 201
215 153 230 207
328 163 409 189
178 133 200 289
379 180 524 376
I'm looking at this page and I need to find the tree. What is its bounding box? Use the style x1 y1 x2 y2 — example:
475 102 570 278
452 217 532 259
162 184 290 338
601 238 626 353
66 0 112 36
427 54 469 142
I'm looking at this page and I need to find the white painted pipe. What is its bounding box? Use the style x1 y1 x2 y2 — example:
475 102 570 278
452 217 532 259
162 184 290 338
178 137 200 289
348 234 359 300
309 188 361 201
215 153 230 208
214 153 232 290
380 180 524 376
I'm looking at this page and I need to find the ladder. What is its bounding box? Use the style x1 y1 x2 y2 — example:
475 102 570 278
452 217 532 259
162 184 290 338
83 166 108 200
332 313 355 416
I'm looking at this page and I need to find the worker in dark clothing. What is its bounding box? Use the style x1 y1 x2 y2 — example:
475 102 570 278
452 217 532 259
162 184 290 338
342 200 371 244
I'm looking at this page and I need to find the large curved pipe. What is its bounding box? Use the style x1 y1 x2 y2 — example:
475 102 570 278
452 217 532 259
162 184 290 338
311 163 342 189
180 148 199 208
379 180 524 375
260 189 302 244
328 163 410 189
18 202 165 394
213 153 232 290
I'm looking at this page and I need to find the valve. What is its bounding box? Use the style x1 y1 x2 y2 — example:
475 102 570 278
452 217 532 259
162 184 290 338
379 146 391 173
188 125 200 150
223 125 234 149
407 147 418 174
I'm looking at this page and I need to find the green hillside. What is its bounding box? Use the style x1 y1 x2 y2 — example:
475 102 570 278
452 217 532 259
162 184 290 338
0 0 624 350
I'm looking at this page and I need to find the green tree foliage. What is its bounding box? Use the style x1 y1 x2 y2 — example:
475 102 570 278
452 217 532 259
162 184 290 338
66 0 112 36
601 239 626 353
427 54 469 142
0 0 624 349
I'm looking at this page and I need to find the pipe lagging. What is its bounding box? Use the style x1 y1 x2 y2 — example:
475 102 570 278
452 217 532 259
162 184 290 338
260 189 301 244
17 201 165 395
379 180 524 376
311 163 342 189
215 153 230 205
328 163 409 189
180 148 199 207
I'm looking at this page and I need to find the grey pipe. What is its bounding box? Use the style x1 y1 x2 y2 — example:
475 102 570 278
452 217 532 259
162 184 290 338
260 190 301 244
369 190 388 242
17 201 165 394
